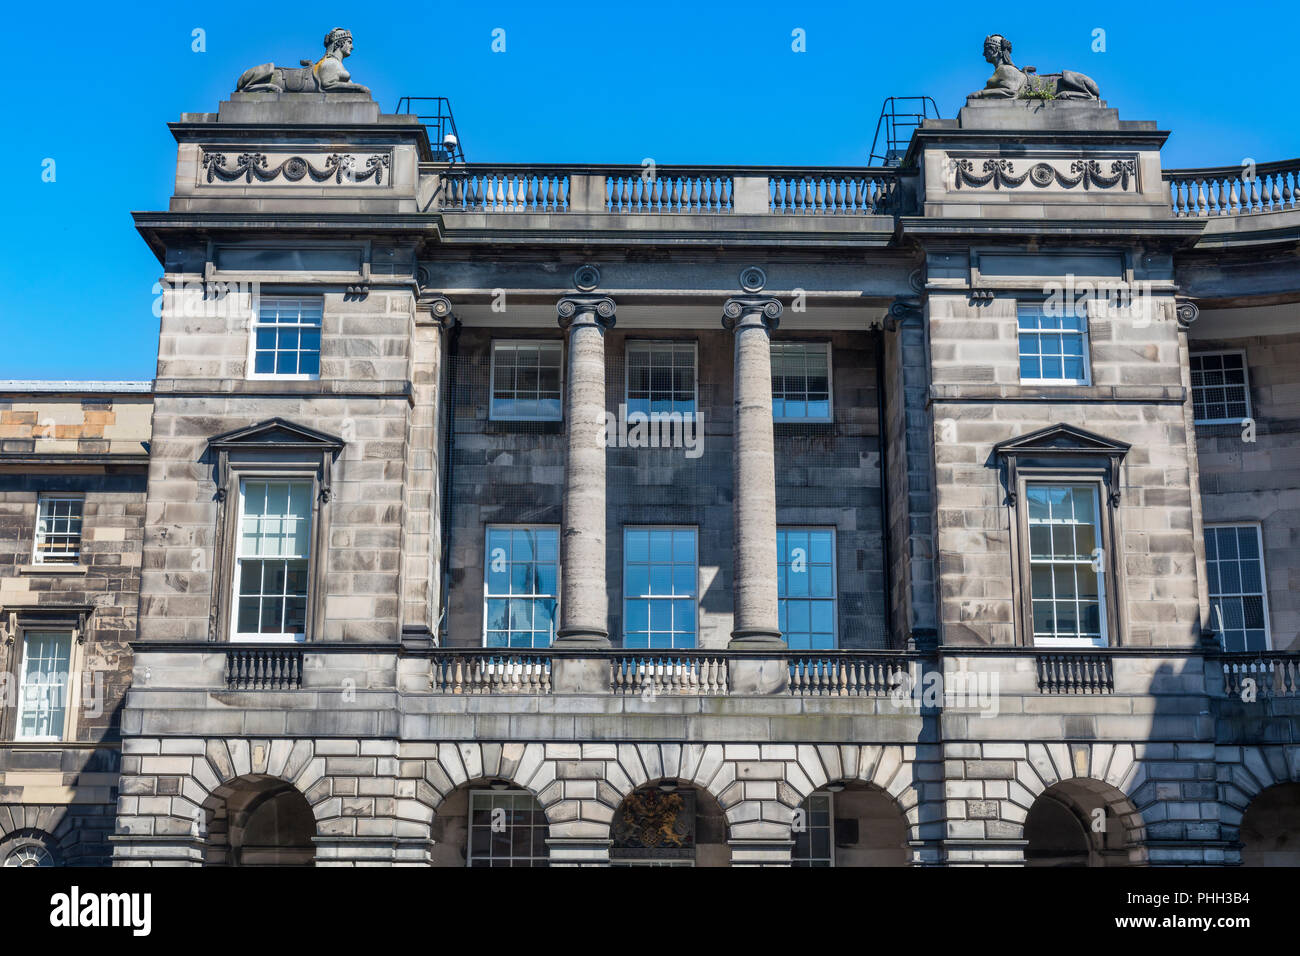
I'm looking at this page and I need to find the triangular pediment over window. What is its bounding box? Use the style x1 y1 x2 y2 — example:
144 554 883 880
208 418 345 452
993 422 1130 458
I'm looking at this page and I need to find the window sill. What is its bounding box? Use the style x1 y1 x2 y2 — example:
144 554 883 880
18 564 87 576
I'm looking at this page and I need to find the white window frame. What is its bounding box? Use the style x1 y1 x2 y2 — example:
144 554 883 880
1205 522 1272 652
247 295 323 381
14 628 77 742
32 494 84 565
624 340 699 420
466 789 549 867
231 478 313 643
623 526 699 650
777 526 838 649
771 342 833 423
792 792 835 867
482 524 561 648
1190 350 1253 425
1016 300 1092 387
488 340 565 422
1024 482 1108 648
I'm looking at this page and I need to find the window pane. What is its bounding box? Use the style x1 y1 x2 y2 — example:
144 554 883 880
1026 484 1105 643
483 527 558 647
778 527 836 649
234 481 312 638
254 297 321 378
18 632 72 740
625 528 697 648
1206 525 1269 651
626 343 696 417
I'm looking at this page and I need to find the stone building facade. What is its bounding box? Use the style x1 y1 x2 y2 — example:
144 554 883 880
3 44 1300 867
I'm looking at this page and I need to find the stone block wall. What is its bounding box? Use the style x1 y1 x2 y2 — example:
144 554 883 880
1191 329 1300 651
444 327 884 649
926 293 1203 646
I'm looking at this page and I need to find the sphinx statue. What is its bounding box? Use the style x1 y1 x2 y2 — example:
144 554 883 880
969 34 1100 101
235 28 371 95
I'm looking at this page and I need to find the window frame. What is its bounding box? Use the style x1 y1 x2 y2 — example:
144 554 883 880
1205 522 1271 652
465 789 550 867
32 493 85 566
488 339 565 422
9 627 80 743
1015 299 1093 387
777 526 838 650
792 791 835 867
481 524 561 648
623 340 699 420
622 525 699 650
1189 349 1253 425
771 341 834 423
1018 479 1110 648
246 295 323 382
230 478 315 643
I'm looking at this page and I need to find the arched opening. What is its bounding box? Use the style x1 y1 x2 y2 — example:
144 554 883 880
611 780 730 867
1025 779 1141 867
430 783 549 867
793 781 910 866
204 774 316 866
1240 782 1300 866
1 829 58 867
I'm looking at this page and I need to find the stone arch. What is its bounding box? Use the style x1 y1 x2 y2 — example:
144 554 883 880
418 743 557 822
601 744 743 832
1012 743 1147 860
609 779 731 866
200 773 316 866
0 804 109 866
1238 782 1300 866
0 827 61 867
785 744 924 854
1220 745 1300 862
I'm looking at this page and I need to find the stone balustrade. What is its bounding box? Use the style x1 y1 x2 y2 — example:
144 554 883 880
1164 158 1300 217
609 653 729 695
786 653 914 697
429 164 908 215
1214 652 1300 699
432 159 1300 221
1035 652 1115 695
225 647 304 690
429 651 552 694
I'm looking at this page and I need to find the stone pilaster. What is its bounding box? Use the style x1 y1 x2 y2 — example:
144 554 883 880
722 295 784 649
401 291 456 650
554 295 616 648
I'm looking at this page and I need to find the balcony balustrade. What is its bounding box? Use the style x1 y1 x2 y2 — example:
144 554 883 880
1163 158 1300 217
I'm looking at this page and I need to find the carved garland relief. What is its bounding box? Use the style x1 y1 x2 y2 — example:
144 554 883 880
950 157 1137 193
200 150 391 186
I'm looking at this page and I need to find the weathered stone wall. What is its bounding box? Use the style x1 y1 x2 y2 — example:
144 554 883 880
926 293 1203 646
442 327 884 649
1191 329 1300 651
141 285 420 643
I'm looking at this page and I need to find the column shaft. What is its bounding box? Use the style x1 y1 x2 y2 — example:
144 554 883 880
555 296 615 647
723 296 784 648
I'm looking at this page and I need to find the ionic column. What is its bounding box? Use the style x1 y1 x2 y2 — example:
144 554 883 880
722 294 784 649
554 295 616 648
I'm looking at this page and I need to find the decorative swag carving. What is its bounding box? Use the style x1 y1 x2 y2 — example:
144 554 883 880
201 151 390 185
952 158 1136 192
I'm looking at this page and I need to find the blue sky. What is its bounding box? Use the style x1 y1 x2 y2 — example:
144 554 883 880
4 0 1298 380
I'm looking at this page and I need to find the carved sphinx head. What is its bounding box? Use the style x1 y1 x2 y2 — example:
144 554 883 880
324 28 354 58
983 34 1013 67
